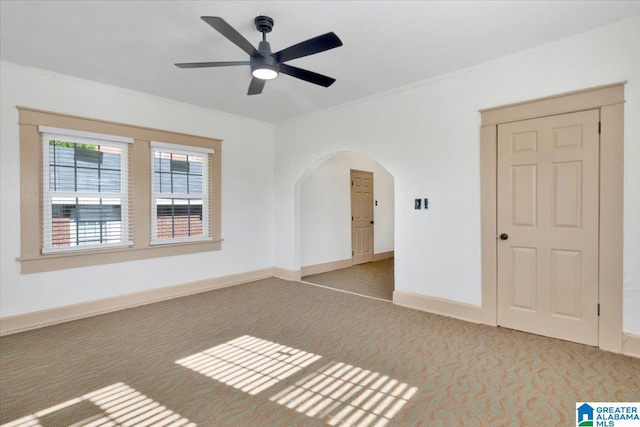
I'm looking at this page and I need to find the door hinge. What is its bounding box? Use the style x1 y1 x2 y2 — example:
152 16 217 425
352 251 354 256
352 181 354 186
598 303 600 316
352 216 354 221
598 122 601 134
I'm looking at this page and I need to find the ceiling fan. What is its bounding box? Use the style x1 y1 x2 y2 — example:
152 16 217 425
175 16 343 95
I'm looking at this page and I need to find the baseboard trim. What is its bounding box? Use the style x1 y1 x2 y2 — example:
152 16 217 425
393 289 482 324
301 258 352 277
273 267 301 281
623 333 640 359
373 251 394 262
0 268 273 336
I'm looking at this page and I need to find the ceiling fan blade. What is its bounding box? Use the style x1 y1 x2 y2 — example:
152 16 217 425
279 64 336 87
248 77 266 95
201 16 262 58
175 61 250 69
274 32 342 63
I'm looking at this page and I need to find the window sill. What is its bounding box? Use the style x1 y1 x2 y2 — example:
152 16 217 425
18 239 224 274
150 236 213 246
42 241 135 255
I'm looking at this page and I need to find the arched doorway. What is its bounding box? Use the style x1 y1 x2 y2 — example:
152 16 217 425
295 151 395 300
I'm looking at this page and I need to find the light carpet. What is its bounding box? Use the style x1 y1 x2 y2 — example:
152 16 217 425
1 277 638 426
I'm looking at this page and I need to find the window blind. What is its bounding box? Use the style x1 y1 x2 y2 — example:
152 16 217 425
40 128 133 253
150 142 213 245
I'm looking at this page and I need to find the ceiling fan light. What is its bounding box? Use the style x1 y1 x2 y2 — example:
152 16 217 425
252 67 278 80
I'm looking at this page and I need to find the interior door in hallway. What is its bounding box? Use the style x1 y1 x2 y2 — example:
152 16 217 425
351 169 374 265
497 109 599 346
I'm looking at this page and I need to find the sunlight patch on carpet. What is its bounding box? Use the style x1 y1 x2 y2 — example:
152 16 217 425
269 361 417 427
1 382 195 427
175 335 321 396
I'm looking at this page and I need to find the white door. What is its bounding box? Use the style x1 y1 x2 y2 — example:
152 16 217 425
351 170 374 265
497 109 599 345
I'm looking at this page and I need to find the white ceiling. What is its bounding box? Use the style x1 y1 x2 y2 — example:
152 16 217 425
2 1 639 123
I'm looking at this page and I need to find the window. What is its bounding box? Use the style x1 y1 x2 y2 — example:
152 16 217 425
41 127 133 253
18 107 222 274
151 142 213 244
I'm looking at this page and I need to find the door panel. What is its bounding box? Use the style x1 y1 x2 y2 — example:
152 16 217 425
512 164 537 227
511 247 537 311
351 170 374 265
553 161 582 228
497 109 599 346
551 249 581 318
512 131 538 153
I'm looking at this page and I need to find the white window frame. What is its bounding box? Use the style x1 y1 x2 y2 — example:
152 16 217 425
40 126 133 254
150 141 214 245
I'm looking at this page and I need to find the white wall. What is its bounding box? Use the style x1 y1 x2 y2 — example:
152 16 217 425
300 152 394 267
0 62 274 317
273 19 640 334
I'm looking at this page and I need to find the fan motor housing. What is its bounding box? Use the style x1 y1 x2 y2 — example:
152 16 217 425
251 49 279 74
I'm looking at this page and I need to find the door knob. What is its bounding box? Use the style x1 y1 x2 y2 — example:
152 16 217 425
500 233 508 240
370 221 374 224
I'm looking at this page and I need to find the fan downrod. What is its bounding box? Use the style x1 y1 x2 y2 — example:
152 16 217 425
255 16 274 33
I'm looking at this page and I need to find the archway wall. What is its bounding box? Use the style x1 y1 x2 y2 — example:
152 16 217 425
300 152 394 268
274 84 484 307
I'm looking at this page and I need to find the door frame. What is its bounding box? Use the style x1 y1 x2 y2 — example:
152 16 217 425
479 82 625 352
